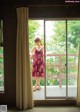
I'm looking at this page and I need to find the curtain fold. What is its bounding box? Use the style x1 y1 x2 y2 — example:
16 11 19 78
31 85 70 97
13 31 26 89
77 43 80 106
16 7 33 110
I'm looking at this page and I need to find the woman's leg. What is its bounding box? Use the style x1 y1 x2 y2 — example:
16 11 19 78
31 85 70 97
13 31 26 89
33 77 41 91
36 77 41 89
33 77 37 91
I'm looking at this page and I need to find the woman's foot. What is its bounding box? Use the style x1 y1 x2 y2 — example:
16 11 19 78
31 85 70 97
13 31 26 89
33 86 37 92
33 85 41 92
36 86 41 90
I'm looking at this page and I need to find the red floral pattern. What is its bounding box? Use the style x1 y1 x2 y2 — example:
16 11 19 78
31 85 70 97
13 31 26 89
32 47 44 77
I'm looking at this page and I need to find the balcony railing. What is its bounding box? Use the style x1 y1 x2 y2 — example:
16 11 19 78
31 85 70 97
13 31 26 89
46 53 78 87
0 53 78 90
32 53 78 87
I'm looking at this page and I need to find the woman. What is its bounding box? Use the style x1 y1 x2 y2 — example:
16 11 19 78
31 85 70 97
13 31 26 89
31 37 44 91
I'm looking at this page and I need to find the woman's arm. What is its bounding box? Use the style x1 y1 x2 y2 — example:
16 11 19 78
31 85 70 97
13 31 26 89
30 47 35 60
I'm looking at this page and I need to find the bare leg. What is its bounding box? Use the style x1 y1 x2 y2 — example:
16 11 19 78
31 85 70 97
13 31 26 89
33 78 37 91
33 77 41 91
36 77 41 90
33 77 39 91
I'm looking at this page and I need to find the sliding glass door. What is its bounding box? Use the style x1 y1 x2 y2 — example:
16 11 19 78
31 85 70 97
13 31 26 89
45 20 67 98
29 19 80 100
44 20 79 99
67 20 80 97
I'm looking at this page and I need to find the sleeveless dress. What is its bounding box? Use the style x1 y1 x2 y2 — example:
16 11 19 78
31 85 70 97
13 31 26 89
32 47 44 77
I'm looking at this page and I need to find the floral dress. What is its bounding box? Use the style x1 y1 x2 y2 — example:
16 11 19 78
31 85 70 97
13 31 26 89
32 47 44 77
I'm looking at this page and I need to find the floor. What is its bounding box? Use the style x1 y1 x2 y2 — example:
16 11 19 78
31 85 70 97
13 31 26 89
8 107 80 112
0 86 78 112
33 86 77 100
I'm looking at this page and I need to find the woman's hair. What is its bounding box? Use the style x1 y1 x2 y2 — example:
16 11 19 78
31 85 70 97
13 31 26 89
34 37 42 45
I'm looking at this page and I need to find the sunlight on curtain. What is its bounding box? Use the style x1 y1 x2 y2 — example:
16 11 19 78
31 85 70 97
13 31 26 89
77 43 80 106
16 7 33 110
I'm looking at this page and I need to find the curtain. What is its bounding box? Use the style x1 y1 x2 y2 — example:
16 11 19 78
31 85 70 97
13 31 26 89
77 43 80 106
16 7 33 110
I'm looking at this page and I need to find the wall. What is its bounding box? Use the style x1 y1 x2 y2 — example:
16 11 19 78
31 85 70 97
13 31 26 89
0 5 16 106
29 6 80 18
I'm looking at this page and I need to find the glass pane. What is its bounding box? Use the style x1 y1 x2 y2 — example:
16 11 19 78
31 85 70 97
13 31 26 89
45 21 66 97
0 20 4 92
28 20 44 100
68 20 80 97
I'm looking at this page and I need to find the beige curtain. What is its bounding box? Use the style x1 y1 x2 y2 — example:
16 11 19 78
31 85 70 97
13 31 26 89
16 7 33 110
77 43 80 106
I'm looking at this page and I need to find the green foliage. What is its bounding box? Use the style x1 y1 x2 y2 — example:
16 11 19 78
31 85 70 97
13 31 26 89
0 69 3 74
32 79 36 86
40 79 45 85
46 57 59 63
29 20 79 86
0 47 3 53
47 21 80 54
0 20 3 45
53 79 59 85
0 80 4 86
46 67 59 75
68 21 80 51
0 47 4 87
0 57 3 64
28 20 39 50
47 21 66 54
62 79 75 85
32 78 76 86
